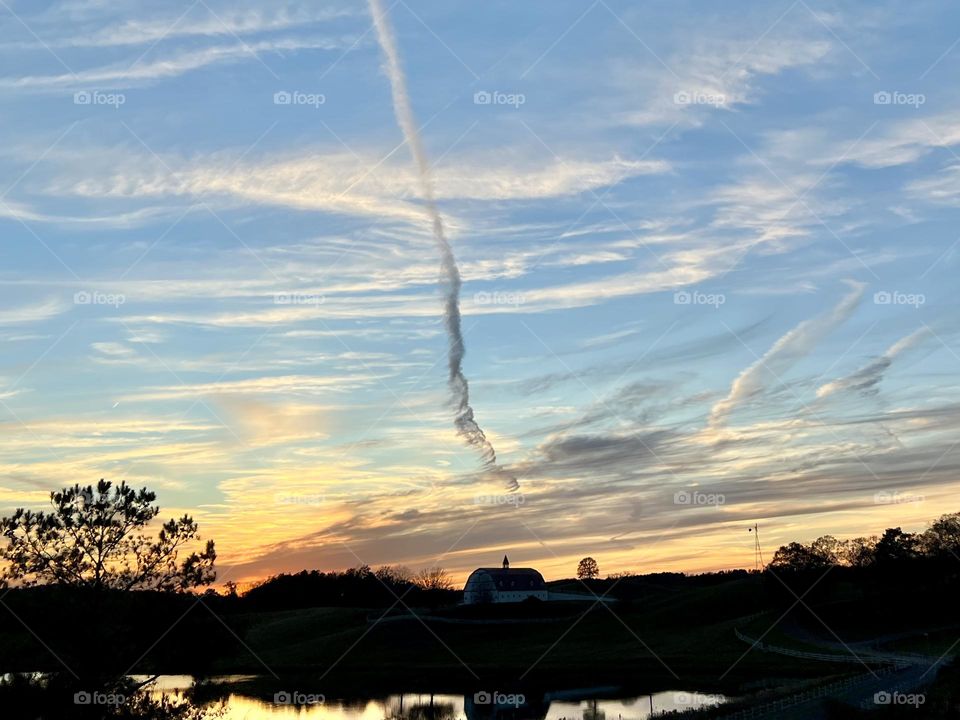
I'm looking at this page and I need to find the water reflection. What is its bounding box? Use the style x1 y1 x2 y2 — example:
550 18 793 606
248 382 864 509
0 674 726 719
142 679 726 720
387 696 457 720
463 692 549 720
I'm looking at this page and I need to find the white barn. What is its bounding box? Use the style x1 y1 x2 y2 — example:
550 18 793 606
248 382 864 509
463 556 548 604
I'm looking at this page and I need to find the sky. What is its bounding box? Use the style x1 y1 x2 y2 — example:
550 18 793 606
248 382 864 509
0 0 959 587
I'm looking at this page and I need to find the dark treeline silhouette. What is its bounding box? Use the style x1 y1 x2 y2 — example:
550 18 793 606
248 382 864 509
767 511 960 571
761 510 960 635
0 585 242 674
240 565 459 611
237 567 760 614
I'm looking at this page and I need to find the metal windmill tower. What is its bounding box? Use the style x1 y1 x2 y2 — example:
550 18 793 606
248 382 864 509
748 523 765 571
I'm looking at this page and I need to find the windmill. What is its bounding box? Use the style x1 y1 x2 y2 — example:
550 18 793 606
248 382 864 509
748 524 765 571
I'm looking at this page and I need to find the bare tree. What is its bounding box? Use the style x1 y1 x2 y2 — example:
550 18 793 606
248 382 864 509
413 566 453 590
375 564 414 585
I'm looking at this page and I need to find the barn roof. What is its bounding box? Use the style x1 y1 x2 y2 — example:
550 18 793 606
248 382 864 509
470 567 546 590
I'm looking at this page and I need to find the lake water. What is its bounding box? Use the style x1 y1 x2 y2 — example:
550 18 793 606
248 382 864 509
141 676 728 719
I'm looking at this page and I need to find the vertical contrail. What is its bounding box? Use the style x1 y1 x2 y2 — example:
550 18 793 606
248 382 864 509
368 0 518 491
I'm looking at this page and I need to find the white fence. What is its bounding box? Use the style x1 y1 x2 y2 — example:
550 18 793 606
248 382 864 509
712 666 901 720
732 628 918 666
699 627 935 719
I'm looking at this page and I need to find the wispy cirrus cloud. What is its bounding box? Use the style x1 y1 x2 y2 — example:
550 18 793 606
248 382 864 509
3 0 960 584
123 373 381 402
908 163 960 206
709 282 866 427
0 297 68 325
766 114 960 171
56 5 356 48
47 148 667 222
618 32 832 127
0 36 351 90
816 326 931 399
0 0 356 49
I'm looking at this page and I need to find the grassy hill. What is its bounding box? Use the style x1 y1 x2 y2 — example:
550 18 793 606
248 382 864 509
205 573 827 692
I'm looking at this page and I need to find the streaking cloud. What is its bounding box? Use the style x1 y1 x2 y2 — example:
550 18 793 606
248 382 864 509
816 327 931 399
367 0 517 490
709 281 866 427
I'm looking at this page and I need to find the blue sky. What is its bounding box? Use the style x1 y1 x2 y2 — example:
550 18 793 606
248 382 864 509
1 0 959 584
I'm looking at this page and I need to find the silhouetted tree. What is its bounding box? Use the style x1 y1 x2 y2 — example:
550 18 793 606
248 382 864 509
375 564 414 584
768 542 833 572
809 535 842 565
840 535 877 568
922 512 960 557
413 566 453 590
874 527 921 565
0 480 215 591
0 481 220 718
577 557 600 580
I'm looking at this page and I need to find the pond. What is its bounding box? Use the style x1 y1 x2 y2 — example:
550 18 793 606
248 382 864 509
140 676 728 719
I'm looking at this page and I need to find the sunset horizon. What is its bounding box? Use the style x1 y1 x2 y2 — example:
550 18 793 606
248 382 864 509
1 0 957 597
2 2 960 717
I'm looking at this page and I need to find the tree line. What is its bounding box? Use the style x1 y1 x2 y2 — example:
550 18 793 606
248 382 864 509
239 564 458 611
768 510 960 571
